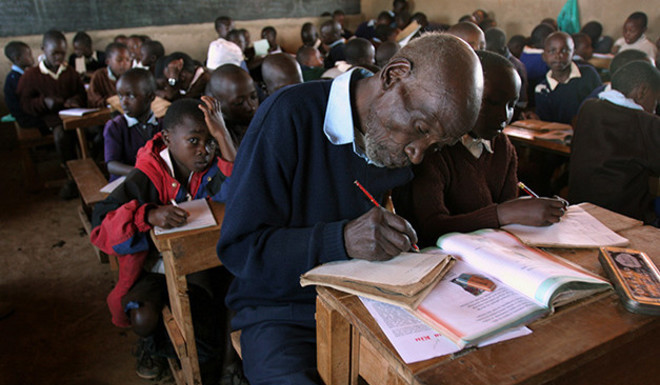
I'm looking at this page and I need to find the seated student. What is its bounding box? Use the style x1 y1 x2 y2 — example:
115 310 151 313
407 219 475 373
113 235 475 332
296 46 325 81
87 43 132 108
394 10 411 30
520 24 553 103
355 11 394 41
17 29 87 197
507 34 526 59
157 52 210 101
410 12 429 31
103 68 160 181
226 29 250 71
114 34 129 46
448 21 486 51
569 61 660 224
261 26 282 54
333 9 353 39
485 28 528 109
138 40 165 75
375 40 399 68
612 12 657 64
572 33 595 68
320 20 346 69
205 64 259 147
127 35 148 68
91 98 236 380
534 31 602 124
68 31 106 82
300 22 322 51
584 49 651 101
261 53 303 96
4 41 40 128
581 21 614 54
207 16 244 70
322 38 375 79
395 50 566 246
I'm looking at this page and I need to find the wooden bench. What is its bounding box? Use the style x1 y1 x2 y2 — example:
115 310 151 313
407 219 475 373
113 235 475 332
15 122 55 192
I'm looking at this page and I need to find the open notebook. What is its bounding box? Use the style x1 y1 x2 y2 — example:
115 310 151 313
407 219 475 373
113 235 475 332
154 199 217 235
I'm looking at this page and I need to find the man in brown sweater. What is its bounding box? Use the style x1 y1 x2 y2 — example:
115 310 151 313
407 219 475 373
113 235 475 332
87 42 131 108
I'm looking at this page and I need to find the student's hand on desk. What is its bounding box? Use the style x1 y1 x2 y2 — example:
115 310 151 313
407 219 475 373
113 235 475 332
344 207 418 261
497 197 566 227
63 97 81 108
147 205 189 229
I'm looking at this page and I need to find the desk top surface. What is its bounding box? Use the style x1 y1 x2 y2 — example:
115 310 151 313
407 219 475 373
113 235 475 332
60 108 113 129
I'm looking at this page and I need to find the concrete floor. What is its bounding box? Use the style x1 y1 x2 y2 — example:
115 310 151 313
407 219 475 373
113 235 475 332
0 142 174 385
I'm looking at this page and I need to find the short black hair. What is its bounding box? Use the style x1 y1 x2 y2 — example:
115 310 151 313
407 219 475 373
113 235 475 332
141 40 165 58
296 46 316 64
377 11 395 24
105 42 127 59
580 21 603 46
162 52 197 74
42 29 66 47
73 31 92 47
262 26 276 36
572 33 591 49
344 38 374 66
128 34 148 43
374 24 396 42
627 12 648 28
118 67 157 95
530 23 555 48
4 41 29 62
612 60 660 96
333 9 345 17
163 98 205 133
215 16 232 31
476 49 514 73
610 49 651 75
485 28 507 56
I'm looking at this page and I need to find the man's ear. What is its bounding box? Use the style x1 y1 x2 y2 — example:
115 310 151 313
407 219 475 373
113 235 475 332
380 58 412 89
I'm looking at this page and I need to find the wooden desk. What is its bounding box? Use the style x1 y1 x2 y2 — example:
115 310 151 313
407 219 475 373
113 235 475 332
316 204 659 385
151 201 224 385
66 158 109 210
503 125 572 156
60 108 112 159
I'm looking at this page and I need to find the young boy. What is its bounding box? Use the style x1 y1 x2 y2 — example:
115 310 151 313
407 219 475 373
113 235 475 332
320 20 345 69
535 31 602 124
68 31 106 82
103 68 159 181
296 46 325 81
569 61 660 224
127 35 148 68
395 50 566 246
612 12 657 64
87 43 132 108
572 33 594 67
207 16 244 70
90 97 235 380
3 41 40 128
138 40 165 74
261 26 282 54
261 53 303 95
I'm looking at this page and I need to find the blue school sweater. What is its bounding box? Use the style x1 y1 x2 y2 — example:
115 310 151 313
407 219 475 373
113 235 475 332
4 68 41 128
217 80 413 328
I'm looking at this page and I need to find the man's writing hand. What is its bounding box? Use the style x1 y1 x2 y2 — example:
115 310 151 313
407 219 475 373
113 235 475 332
344 207 418 261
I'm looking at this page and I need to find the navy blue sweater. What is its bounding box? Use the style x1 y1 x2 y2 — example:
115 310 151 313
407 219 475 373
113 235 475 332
4 70 41 128
217 80 413 327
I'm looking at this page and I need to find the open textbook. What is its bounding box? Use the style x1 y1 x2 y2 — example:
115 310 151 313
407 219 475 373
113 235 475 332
300 249 454 309
410 230 611 348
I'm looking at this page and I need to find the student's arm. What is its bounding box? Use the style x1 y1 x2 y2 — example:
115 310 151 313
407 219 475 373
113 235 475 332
199 96 237 162
16 71 51 116
64 70 87 108
87 71 108 108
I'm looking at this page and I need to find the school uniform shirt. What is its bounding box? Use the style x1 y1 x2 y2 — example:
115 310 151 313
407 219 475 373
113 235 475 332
613 35 657 65
87 66 118 108
16 60 87 133
68 51 106 75
103 112 162 181
394 133 518 247
534 62 602 124
206 37 244 70
569 96 660 223
4 65 42 129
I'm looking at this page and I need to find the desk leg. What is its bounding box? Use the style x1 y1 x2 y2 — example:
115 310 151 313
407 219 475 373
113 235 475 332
75 127 90 159
316 293 351 385
163 251 202 385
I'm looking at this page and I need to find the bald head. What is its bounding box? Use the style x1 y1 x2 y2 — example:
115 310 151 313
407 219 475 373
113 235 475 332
344 38 375 67
376 41 400 68
448 22 486 51
206 64 258 125
261 53 303 95
320 20 342 45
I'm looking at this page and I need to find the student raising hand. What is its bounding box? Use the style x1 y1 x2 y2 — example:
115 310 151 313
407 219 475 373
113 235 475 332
497 197 567 226
199 95 237 162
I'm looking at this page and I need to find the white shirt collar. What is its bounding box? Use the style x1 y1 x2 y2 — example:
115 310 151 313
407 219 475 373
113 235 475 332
523 46 544 54
546 62 581 91
108 66 118 82
159 147 193 184
39 59 67 80
598 89 644 111
328 39 344 48
125 112 157 127
460 134 493 159
11 64 24 74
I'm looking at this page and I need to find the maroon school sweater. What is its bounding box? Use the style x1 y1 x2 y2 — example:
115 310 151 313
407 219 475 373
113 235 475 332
87 67 117 108
395 133 519 247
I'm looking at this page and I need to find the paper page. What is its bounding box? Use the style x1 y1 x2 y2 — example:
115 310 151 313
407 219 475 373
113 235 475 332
360 296 532 363
58 108 99 116
253 39 270 56
502 205 629 248
154 199 216 235
99 176 126 194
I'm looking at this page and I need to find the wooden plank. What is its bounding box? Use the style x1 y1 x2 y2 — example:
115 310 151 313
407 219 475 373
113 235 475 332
503 125 571 156
316 289 352 385
66 158 108 208
60 108 113 159
359 335 410 385
578 202 643 233
163 306 187 357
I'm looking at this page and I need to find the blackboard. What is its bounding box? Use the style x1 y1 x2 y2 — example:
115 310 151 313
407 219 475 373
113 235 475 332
1 0 360 37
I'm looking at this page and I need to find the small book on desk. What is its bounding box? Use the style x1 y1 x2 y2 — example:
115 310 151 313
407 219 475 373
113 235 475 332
300 250 454 310
532 129 573 145
510 119 572 131
411 230 611 348
153 199 217 235
58 108 100 117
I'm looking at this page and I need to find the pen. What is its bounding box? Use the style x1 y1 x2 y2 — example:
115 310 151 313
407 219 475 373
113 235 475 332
517 181 539 198
353 180 420 252
170 199 190 215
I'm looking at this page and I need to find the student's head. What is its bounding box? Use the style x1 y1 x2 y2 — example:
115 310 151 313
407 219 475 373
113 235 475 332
127 35 146 62
581 21 603 47
448 22 486 51
395 11 411 30
261 26 277 47
4 41 34 68
41 30 67 69
139 40 165 68
114 34 128 45
623 12 647 45
530 23 555 49
507 35 526 58
572 33 593 61
478 18 497 32
459 15 477 24
345 38 376 67
162 52 198 89
610 49 652 76
72 31 93 58
206 64 259 125
105 43 131 78
541 18 558 31
485 27 507 56
542 32 574 73
261 53 303 95
374 24 398 43
472 9 488 24
362 33 483 168
320 20 342 45
116 68 156 119
301 23 319 46
239 29 251 48
215 16 234 39
472 50 521 140
393 0 409 15
377 11 395 27
410 12 429 29
333 9 346 26
611 60 660 113
162 99 215 175
296 46 323 68
375 41 399 68
227 29 247 52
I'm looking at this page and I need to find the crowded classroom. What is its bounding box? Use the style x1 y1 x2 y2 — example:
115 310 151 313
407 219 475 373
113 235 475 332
0 0 659 384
